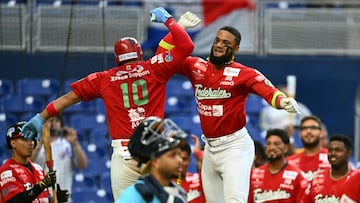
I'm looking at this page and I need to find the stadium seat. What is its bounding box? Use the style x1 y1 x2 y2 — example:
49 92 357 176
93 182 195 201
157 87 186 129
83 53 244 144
72 188 110 203
166 78 194 98
3 94 46 115
165 96 191 115
169 115 194 135
17 78 59 99
68 113 107 133
0 79 14 98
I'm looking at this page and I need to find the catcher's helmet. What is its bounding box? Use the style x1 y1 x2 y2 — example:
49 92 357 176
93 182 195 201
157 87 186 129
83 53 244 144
6 121 37 149
128 116 187 166
114 37 143 65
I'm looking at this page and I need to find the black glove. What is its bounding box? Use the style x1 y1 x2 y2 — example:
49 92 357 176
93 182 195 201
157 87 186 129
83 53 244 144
39 170 56 190
56 184 70 203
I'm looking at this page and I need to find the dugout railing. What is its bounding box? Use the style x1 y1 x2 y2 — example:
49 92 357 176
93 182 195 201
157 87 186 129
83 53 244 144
1 0 360 55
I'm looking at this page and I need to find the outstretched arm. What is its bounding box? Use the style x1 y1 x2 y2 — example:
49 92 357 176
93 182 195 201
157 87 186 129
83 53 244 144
22 91 81 140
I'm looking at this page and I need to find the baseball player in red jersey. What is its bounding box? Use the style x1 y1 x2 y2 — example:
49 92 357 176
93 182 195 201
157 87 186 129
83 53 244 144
157 26 300 202
21 7 196 200
248 128 308 203
340 169 360 203
177 141 206 203
0 121 69 203
286 116 331 181
305 134 354 202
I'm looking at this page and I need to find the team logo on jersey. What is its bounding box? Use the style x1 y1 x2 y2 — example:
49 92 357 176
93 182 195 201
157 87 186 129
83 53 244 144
264 79 275 88
0 170 12 180
165 52 173 62
128 107 146 129
223 67 240 77
194 84 231 100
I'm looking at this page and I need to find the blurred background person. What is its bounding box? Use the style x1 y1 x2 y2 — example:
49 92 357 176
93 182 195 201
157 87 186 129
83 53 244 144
0 121 69 203
252 140 266 168
248 128 308 203
31 115 88 202
305 134 354 202
286 115 330 181
177 141 206 203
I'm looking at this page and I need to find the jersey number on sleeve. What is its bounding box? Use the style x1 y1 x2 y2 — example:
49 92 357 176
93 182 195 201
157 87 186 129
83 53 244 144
120 79 149 108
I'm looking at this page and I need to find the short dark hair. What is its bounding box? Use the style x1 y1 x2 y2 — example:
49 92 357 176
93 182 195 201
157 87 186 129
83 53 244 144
180 142 191 155
300 115 322 129
219 26 241 46
265 128 289 145
329 133 352 151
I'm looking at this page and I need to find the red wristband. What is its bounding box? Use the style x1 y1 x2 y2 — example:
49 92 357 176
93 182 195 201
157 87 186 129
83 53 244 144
46 101 60 116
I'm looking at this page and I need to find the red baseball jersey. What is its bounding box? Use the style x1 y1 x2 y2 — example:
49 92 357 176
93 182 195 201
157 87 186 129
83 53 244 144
286 148 330 180
157 34 283 138
340 169 360 203
0 158 49 203
248 163 309 203
306 168 354 202
180 172 205 203
70 19 194 140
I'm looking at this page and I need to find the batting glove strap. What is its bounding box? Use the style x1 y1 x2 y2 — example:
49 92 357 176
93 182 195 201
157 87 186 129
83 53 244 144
22 113 45 141
39 170 57 190
178 11 201 29
280 97 300 113
149 7 172 23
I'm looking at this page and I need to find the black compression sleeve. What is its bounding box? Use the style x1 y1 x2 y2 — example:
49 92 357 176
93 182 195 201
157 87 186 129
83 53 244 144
6 184 44 203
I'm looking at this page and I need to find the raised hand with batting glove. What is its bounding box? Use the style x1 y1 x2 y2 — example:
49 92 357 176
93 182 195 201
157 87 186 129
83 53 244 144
280 97 300 113
177 11 201 29
149 7 172 23
22 113 45 141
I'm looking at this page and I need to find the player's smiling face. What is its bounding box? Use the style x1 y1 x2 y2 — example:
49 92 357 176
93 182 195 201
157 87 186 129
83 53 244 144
327 140 350 166
265 135 288 161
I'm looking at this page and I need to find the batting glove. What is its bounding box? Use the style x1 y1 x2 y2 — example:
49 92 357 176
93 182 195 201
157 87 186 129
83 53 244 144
39 170 57 190
149 7 172 23
178 11 201 29
56 184 70 203
280 97 300 114
22 113 45 141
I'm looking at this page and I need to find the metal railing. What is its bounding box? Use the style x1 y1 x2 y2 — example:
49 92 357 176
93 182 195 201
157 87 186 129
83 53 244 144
1 0 360 56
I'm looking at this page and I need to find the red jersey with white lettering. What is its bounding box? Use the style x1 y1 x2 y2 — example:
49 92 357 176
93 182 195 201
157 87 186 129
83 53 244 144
70 18 194 140
156 34 283 138
286 148 330 180
180 172 205 203
248 163 309 203
306 168 354 202
0 158 49 203
340 169 360 203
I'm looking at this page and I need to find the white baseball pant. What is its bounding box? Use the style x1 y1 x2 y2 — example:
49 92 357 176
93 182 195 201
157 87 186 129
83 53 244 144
202 127 255 203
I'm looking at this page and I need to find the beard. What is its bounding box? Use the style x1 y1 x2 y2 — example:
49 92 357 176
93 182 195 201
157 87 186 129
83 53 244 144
302 137 320 148
266 154 283 162
209 47 234 65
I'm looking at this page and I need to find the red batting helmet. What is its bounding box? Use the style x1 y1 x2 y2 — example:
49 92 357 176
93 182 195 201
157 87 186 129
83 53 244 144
114 37 143 65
